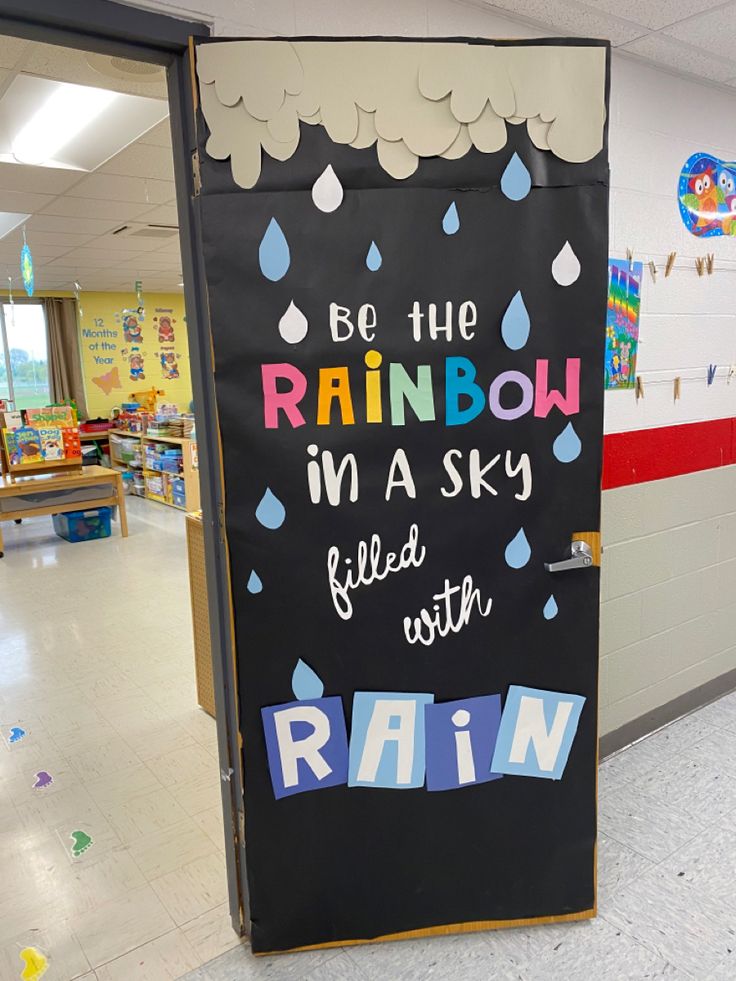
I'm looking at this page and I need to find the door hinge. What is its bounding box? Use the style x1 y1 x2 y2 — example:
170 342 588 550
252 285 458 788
192 149 202 196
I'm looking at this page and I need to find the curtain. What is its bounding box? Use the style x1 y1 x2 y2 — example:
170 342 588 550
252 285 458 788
44 297 88 419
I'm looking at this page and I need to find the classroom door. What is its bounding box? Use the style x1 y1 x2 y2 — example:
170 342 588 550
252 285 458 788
193 36 609 953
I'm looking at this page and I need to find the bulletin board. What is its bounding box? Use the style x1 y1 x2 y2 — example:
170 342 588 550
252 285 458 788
194 37 610 953
77 291 192 417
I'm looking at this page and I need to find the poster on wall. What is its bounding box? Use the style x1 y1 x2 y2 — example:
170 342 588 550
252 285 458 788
605 259 641 390
194 37 609 953
678 152 736 237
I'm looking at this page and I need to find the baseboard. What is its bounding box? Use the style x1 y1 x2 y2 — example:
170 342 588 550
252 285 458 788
600 666 736 759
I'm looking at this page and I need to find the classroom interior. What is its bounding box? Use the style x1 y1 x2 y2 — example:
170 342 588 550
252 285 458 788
0 35 238 980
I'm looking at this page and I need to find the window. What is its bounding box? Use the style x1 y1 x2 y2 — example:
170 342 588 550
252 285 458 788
0 302 50 409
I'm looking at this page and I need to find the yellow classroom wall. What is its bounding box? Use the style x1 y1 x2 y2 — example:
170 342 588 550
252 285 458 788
78 292 191 418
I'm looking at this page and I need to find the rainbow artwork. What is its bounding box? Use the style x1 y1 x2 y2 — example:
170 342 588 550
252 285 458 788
605 259 642 391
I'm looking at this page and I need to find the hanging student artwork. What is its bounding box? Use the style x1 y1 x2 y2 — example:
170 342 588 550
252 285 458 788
606 259 642 390
678 152 736 237
194 36 609 953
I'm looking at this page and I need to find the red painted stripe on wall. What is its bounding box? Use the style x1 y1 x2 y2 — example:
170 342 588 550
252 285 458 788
602 418 736 490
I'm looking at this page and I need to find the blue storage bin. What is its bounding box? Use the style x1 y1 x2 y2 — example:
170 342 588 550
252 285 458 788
172 490 186 508
170 477 185 495
52 507 112 543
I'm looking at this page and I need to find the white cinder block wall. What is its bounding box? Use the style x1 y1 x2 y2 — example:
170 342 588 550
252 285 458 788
123 0 736 737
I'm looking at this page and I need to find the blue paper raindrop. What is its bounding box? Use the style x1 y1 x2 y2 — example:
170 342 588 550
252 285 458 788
255 488 286 529
543 595 559 620
500 152 532 201
247 570 263 594
292 659 324 700
501 291 530 350
259 218 290 281
504 528 531 569
442 202 460 235
552 422 582 463
366 241 382 271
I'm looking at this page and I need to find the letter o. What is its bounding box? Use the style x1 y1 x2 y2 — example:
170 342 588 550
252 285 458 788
488 371 534 421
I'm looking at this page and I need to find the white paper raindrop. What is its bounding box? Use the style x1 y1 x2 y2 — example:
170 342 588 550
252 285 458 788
311 164 344 213
551 240 581 286
278 300 308 344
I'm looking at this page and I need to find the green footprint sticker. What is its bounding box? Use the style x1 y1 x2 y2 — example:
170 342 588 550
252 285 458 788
70 830 93 857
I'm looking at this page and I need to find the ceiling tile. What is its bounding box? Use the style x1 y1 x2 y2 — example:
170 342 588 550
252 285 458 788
475 0 646 44
39 196 153 222
66 173 174 204
89 229 178 253
137 204 179 226
663 6 736 62
60 246 148 264
99 143 175 181
0 189 55 212
21 41 168 99
16 228 95 247
0 162 83 195
427 0 546 37
580 0 732 31
620 32 736 83
0 37 28 71
137 119 172 148
28 214 118 236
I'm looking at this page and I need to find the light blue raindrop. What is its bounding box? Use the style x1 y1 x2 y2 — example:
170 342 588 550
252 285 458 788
543 594 559 620
255 487 286 529
366 241 382 271
501 290 530 350
442 201 460 235
258 218 290 281
247 570 263 594
292 659 324 700
500 151 532 201
504 527 531 569
552 421 582 463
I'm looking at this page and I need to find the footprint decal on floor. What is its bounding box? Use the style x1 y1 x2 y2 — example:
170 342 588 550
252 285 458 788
8 726 26 744
33 771 53 790
19 946 48 981
70 830 93 857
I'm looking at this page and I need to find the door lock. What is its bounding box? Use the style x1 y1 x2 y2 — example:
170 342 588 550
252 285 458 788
545 539 593 573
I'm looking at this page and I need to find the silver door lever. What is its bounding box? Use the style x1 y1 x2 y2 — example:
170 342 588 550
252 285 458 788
545 539 593 573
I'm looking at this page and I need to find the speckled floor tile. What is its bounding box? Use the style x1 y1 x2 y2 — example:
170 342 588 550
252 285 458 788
599 782 703 862
526 915 686 981
597 832 654 909
603 867 736 977
346 932 522 981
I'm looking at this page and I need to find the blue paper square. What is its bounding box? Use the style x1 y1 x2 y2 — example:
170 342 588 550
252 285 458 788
261 696 348 799
491 685 585 780
425 695 503 792
348 692 434 789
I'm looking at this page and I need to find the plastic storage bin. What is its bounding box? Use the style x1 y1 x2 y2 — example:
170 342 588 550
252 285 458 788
52 507 112 543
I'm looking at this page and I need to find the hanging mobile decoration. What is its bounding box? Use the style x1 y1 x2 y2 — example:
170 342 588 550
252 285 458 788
135 278 145 319
74 280 84 317
20 226 34 296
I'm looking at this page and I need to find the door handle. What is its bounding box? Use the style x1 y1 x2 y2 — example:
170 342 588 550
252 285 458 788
545 539 593 573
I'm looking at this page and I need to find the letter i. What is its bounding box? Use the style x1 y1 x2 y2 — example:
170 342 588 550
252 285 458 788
452 709 476 785
307 443 321 503
365 350 383 423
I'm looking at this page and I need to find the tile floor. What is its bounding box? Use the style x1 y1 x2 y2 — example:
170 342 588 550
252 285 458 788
0 499 238 980
4 500 736 979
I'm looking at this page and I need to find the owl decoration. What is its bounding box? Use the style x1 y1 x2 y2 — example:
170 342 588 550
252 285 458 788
679 152 736 237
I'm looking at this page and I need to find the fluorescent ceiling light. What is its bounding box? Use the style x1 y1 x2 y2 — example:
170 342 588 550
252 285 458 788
12 84 118 166
0 211 30 240
0 74 169 172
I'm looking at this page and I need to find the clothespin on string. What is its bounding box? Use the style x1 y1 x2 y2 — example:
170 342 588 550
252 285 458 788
636 376 644 400
695 256 705 277
673 377 681 401
728 365 735 385
665 252 676 277
708 364 717 386
707 253 715 275
626 248 634 271
648 260 657 283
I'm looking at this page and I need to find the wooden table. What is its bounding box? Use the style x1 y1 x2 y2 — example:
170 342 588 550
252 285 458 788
0 464 128 557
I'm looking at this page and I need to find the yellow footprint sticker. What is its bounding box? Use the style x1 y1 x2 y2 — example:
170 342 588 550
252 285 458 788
19 946 48 981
